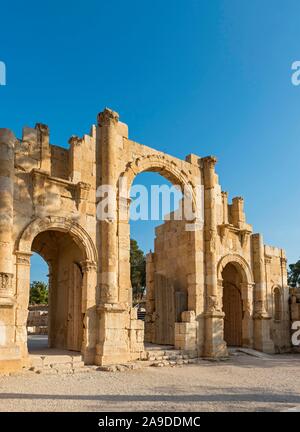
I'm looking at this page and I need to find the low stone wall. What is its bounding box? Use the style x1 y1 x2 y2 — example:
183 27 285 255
27 305 48 335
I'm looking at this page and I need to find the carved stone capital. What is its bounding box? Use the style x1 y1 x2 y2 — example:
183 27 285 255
15 251 32 266
80 260 97 273
35 123 49 135
206 294 223 314
97 108 119 127
201 155 217 169
0 272 14 303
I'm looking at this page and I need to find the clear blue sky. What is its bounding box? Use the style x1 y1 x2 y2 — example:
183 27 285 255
1 1 299 281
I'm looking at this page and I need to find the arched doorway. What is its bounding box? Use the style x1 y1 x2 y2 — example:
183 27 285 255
222 263 243 346
30 230 84 352
16 217 98 362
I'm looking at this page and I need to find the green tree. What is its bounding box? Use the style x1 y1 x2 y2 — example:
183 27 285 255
29 281 49 305
130 239 146 303
288 260 300 287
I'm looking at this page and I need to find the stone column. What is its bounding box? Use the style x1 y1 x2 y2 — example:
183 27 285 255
80 260 97 364
240 282 254 347
15 251 32 358
252 233 274 353
202 156 227 357
95 109 129 365
0 129 15 306
97 108 119 304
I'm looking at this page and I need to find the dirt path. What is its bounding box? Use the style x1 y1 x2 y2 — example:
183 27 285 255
0 353 299 412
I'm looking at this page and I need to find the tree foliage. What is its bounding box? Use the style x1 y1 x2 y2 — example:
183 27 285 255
130 239 146 303
29 281 49 305
288 259 300 288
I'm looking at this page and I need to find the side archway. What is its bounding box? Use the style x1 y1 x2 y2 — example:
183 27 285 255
217 254 254 348
16 216 98 264
15 216 98 363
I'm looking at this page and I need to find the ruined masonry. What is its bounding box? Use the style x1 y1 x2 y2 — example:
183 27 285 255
0 108 292 372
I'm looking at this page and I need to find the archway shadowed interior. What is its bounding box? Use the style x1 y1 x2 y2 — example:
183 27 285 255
30 230 84 352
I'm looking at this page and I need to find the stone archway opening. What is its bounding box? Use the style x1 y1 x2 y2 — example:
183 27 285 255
27 230 85 355
128 171 186 350
221 263 243 347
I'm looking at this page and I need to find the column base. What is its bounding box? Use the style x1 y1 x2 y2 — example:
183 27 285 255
203 312 228 357
95 303 131 366
253 316 275 354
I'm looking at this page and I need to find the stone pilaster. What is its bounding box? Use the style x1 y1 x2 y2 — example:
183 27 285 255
80 260 97 364
240 282 254 347
252 233 275 353
15 251 32 358
202 156 227 357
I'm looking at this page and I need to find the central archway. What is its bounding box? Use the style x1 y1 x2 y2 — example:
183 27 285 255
118 154 199 353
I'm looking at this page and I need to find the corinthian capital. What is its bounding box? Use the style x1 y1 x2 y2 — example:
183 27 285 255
97 108 119 127
201 156 217 169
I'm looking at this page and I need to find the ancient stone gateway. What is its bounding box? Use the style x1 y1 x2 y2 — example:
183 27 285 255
0 108 291 372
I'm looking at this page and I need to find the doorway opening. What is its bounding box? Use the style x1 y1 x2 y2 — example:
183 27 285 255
129 171 185 349
222 263 243 347
27 230 85 355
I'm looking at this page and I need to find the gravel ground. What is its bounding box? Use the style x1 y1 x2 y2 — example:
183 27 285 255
0 353 299 412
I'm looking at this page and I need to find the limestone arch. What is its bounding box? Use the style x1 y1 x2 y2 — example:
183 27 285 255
15 216 98 362
217 254 254 347
119 153 198 210
117 154 199 346
16 216 98 264
217 253 254 285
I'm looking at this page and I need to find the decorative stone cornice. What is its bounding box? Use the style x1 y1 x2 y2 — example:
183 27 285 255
97 108 119 127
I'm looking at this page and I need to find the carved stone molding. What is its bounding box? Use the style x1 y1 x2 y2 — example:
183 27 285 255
15 251 32 266
80 260 97 273
0 272 13 293
206 294 223 314
0 272 14 306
